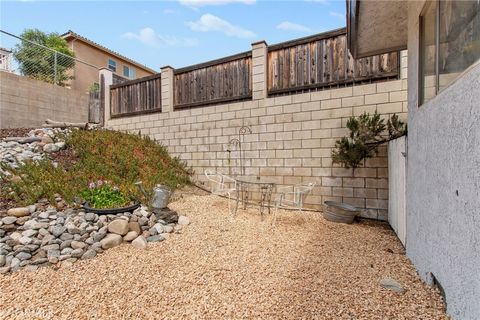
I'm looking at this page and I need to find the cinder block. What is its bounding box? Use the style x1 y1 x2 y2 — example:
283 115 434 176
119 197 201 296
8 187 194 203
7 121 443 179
342 96 365 107
366 199 388 210
353 83 376 96
292 112 311 122
365 93 389 104
354 188 377 198
321 98 342 109
365 178 388 189
332 187 354 197
322 177 342 187
320 118 342 129
377 80 403 92
311 90 331 101
353 168 377 178
301 101 321 112
330 87 353 98
377 102 403 114
294 167 311 176
292 93 311 103
342 177 365 188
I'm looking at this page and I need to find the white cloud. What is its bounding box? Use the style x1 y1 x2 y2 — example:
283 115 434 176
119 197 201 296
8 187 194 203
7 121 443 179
276 21 313 33
179 0 255 7
187 14 256 38
122 28 198 48
329 11 344 20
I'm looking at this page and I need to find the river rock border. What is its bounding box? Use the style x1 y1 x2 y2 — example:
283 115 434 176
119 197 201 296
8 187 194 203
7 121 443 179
0 203 190 274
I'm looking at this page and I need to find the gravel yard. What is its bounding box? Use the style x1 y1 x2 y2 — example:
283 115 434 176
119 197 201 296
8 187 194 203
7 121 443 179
0 193 447 319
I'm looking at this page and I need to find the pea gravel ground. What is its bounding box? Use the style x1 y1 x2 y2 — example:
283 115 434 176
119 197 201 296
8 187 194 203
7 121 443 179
0 193 448 319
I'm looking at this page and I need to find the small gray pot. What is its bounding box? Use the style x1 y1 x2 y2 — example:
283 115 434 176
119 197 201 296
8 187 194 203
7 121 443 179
323 201 359 224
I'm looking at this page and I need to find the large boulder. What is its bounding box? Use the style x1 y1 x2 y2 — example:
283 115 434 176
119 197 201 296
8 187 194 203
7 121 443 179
100 233 123 249
107 220 129 235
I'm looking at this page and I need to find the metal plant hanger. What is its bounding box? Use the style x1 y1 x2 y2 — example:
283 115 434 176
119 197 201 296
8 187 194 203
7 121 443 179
227 138 240 176
238 126 252 176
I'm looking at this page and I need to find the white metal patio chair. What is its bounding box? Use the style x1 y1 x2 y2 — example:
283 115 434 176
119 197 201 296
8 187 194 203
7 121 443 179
204 169 237 215
272 182 316 226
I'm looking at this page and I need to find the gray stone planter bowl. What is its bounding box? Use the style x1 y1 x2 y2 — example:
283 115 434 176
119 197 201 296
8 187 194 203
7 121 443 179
323 201 359 224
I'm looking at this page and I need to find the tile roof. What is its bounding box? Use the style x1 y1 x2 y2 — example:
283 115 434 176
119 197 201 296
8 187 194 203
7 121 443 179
61 30 156 74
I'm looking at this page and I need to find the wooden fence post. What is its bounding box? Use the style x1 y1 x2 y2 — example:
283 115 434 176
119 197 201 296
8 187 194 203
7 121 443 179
99 68 113 126
160 65 174 113
251 40 268 100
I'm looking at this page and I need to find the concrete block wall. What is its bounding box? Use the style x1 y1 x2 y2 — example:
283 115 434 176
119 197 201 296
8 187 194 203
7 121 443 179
0 72 89 128
106 50 408 220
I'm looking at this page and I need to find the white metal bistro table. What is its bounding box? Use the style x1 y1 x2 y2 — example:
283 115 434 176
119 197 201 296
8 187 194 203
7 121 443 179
234 176 276 219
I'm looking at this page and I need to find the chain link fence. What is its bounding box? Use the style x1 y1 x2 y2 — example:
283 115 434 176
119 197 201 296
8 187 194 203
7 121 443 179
0 30 98 87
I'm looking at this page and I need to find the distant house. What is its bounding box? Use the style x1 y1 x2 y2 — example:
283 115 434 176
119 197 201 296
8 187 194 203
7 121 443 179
0 47 13 72
347 1 479 319
61 30 156 92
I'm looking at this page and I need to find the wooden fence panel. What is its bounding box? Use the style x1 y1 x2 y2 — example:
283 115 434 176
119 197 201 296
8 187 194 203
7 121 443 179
267 30 399 94
110 74 162 118
173 52 252 109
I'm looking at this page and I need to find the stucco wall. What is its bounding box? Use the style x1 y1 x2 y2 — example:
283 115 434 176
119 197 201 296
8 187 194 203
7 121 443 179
0 72 89 128
106 50 408 220
67 40 154 93
407 2 480 319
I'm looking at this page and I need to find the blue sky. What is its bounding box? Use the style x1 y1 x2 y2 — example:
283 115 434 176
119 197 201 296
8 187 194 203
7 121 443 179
0 0 346 71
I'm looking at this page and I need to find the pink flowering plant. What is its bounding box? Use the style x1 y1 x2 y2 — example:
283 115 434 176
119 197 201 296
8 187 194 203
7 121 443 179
80 180 130 209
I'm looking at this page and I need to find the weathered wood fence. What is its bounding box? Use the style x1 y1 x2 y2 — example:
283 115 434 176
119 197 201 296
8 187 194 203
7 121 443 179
110 74 162 118
173 52 252 109
267 29 399 95
108 28 399 117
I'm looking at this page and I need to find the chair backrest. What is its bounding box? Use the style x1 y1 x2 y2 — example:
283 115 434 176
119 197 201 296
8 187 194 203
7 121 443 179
204 170 235 193
294 182 316 207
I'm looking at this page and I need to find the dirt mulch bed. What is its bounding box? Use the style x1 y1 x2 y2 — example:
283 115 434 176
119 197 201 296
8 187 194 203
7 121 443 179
0 128 33 140
0 194 448 319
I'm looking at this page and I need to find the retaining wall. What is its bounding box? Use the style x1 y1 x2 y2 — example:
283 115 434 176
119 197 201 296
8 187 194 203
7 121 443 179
0 72 89 129
106 52 408 220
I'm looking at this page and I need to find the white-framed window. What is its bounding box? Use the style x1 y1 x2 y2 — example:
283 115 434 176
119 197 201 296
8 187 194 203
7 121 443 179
108 58 117 72
123 65 136 79
419 0 480 106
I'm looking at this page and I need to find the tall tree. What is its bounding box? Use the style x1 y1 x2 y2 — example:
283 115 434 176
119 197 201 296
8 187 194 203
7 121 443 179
13 29 75 86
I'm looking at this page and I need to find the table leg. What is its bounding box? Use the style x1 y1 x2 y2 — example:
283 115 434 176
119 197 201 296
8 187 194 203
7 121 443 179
266 184 273 215
234 184 240 216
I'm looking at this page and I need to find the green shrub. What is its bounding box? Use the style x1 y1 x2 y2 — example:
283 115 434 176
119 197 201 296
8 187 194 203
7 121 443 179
80 180 130 209
1 129 192 207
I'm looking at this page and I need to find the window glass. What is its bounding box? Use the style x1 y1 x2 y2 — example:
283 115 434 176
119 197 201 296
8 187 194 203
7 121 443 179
122 65 136 79
420 1 437 105
439 0 480 91
108 59 116 72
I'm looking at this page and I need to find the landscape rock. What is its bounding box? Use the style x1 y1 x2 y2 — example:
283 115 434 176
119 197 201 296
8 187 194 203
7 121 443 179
70 240 86 250
81 249 97 260
0 255 5 267
7 207 30 217
131 236 147 249
16 252 31 261
123 231 138 242
100 233 123 249
1 216 17 225
71 249 84 258
128 221 141 234
380 278 405 294
107 220 129 235
178 215 190 226
147 235 165 243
